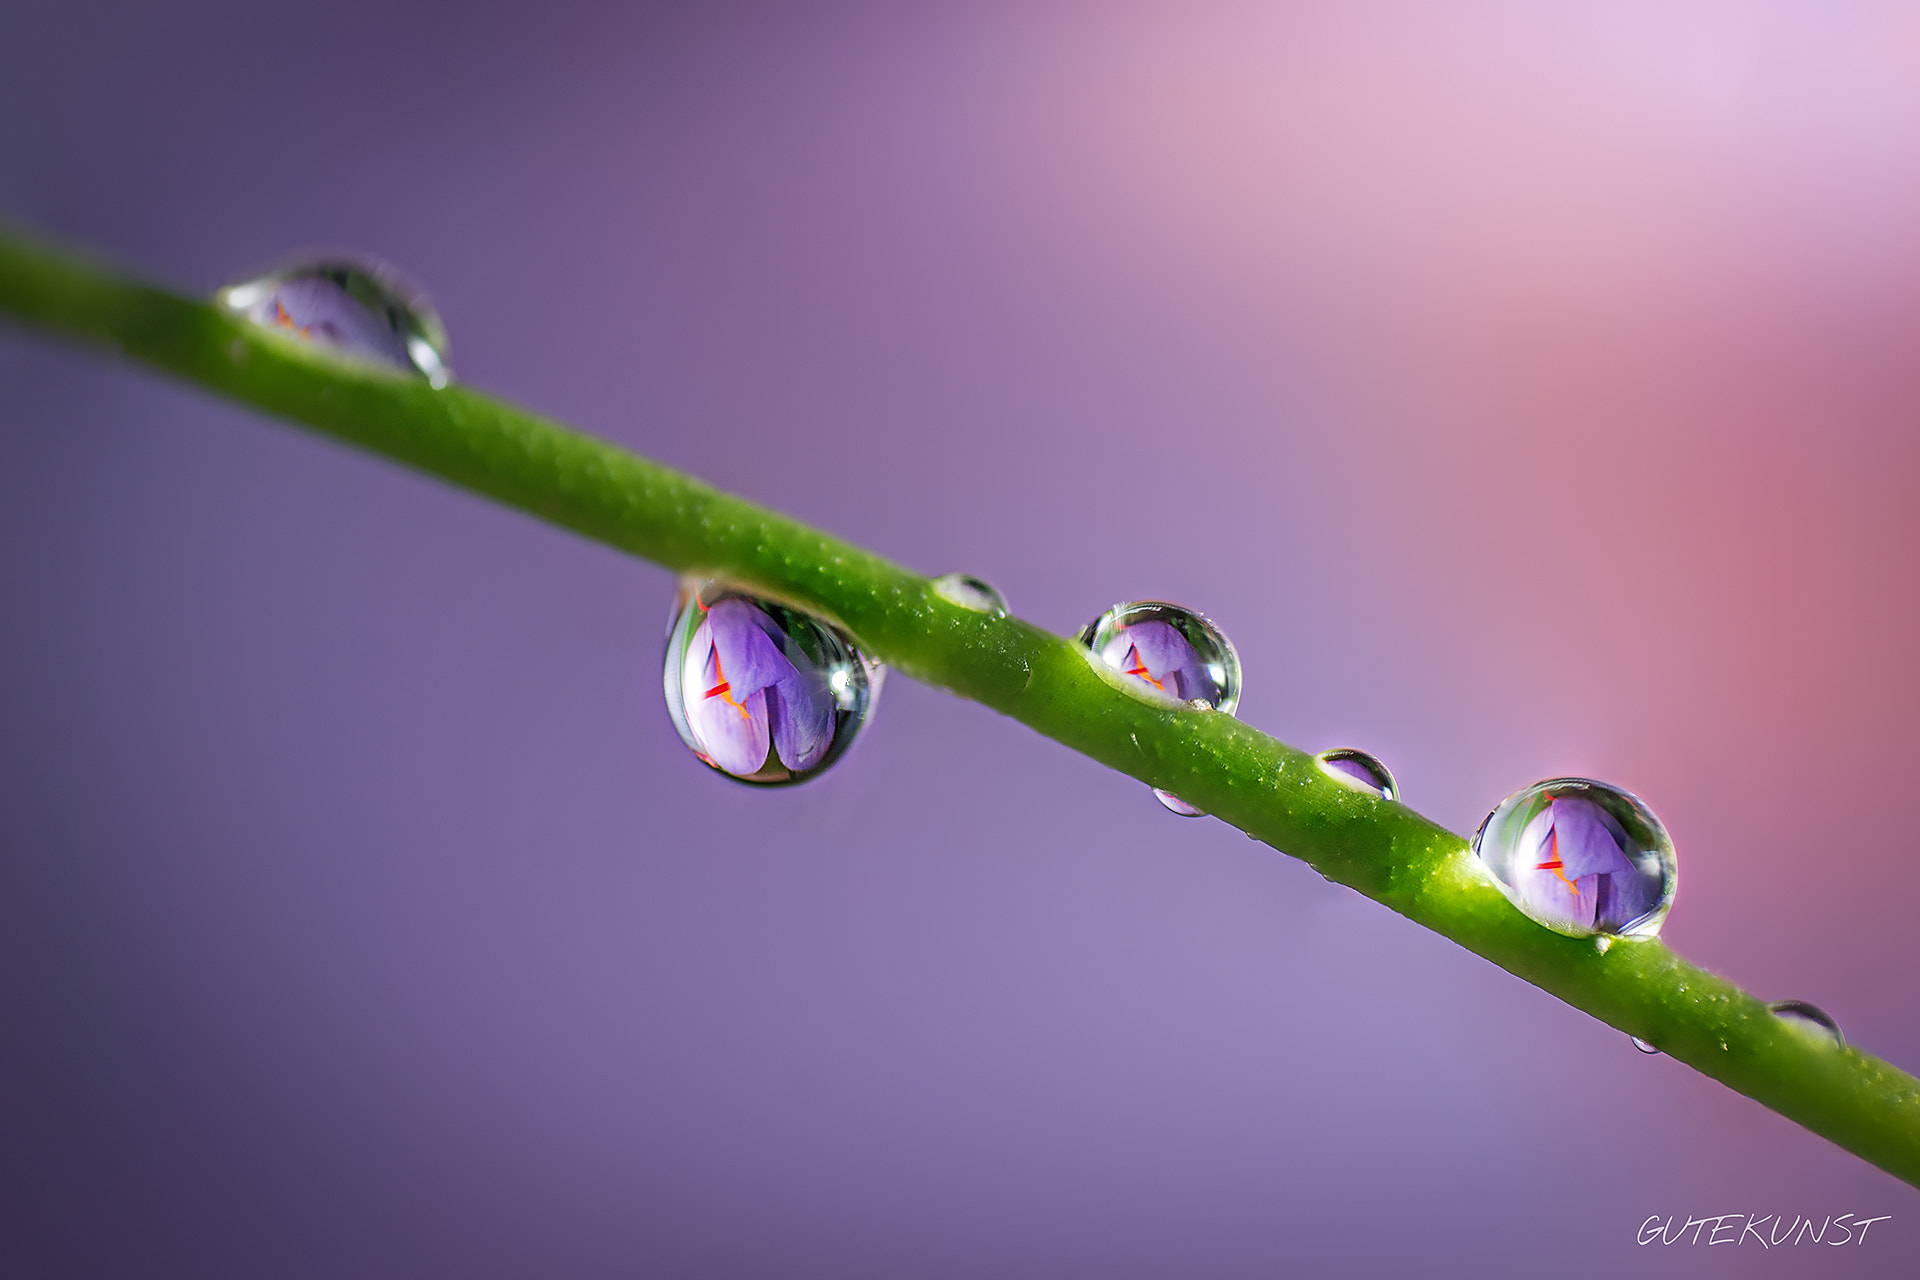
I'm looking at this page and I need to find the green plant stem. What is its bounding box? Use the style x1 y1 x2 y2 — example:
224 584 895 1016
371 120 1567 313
4 222 1917 1188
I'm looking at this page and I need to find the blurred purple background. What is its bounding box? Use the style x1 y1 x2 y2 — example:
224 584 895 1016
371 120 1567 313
4 2 1918 1275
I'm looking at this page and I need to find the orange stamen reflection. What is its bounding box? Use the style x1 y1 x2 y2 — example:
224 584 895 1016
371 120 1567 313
273 298 310 339
1122 643 1165 692
1535 823 1581 896
702 647 752 721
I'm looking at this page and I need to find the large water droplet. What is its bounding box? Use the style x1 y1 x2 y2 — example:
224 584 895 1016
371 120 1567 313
662 578 880 785
932 573 1008 616
1315 748 1397 801
1769 1000 1844 1048
1076 601 1240 816
217 255 452 387
1471 778 1676 939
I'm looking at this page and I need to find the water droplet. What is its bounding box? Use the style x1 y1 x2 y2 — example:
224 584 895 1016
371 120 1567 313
931 573 1008 616
1315 748 1397 801
1077 601 1241 710
1471 778 1676 939
1768 1000 1844 1048
1151 790 1203 816
1076 601 1241 817
217 255 452 387
1630 1036 1660 1055
662 578 880 785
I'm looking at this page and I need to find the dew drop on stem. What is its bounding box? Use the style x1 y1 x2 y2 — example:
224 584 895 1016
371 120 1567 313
931 573 1009 616
1075 601 1240 817
1315 748 1398 801
217 254 452 387
1769 1000 1844 1048
1471 778 1677 940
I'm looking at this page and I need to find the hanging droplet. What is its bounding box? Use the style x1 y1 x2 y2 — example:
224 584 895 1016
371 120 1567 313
1076 601 1241 817
662 578 880 785
1315 748 1397 801
1768 1000 1844 1048
931 573 1008 616
216 255 452 387
1630 1036 1661 1055
1153 790 1205 816
1471 778 1676 939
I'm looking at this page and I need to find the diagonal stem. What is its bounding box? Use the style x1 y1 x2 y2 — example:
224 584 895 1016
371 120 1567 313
3 221 1916 1188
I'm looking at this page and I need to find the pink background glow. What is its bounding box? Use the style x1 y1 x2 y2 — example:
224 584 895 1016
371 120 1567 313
3 2 1916 1275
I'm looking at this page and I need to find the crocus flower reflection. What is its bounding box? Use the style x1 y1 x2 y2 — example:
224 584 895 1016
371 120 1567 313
1079 601 1241 713
1099 623 1210 703
217 258 452 385
681 598 834 776
261 275 414 364
663 583 876 785
1473 779 1676 939
1514 794 1653 931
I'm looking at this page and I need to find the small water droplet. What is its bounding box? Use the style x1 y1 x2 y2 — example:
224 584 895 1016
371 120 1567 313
217 254 452 387
931 573 1009 616
1630 1036 1660 1055
1471 778 1676 939
1315 748 1397 801
1593 935 1613 954
1768 1000 1844 1048
662 578 880 785
1076 601 1240 817
1153 790 1204 816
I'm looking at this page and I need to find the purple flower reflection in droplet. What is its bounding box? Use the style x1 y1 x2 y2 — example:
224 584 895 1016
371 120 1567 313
661 579 879 786
1513 794 1656 933
1474 778 1676 938
680 597 835 777
263 275 415 368
1098 621 1216 704
217 257 452 385
1316 748 1398 800
1323 756 1375 786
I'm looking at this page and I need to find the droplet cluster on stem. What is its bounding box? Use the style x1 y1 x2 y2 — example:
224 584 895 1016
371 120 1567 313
213 248 1857 1059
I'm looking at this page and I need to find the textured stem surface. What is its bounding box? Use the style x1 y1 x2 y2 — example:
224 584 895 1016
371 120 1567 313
4 223 1916 1188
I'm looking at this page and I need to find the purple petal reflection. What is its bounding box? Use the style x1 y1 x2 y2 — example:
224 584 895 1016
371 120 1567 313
1514 795 1652 931
680 598 840 776
1323 756 1380 788
263 277 414 369
765 665 834 773
1098 621 1215 704
681 599 794 775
